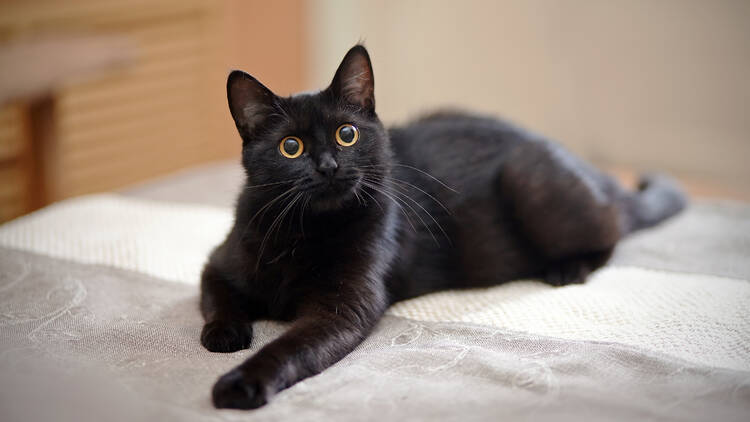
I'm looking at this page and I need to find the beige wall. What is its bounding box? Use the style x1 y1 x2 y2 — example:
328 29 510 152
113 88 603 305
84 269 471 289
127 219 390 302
307 0 750 194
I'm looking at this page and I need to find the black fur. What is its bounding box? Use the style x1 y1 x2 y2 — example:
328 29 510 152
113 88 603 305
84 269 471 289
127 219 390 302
200 45 687 409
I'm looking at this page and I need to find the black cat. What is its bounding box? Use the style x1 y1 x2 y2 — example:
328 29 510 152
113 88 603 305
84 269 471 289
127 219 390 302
200 45 686 409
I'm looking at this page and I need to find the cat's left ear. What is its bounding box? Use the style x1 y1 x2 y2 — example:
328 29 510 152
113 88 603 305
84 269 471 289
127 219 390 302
329 45 375 112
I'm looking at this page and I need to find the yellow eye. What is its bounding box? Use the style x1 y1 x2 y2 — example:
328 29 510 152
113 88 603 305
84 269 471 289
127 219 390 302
279 136 303 158
335 124 359 146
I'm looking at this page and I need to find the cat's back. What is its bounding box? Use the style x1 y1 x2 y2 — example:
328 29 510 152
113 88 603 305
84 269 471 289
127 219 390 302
388 111 532 192
389 110 525 153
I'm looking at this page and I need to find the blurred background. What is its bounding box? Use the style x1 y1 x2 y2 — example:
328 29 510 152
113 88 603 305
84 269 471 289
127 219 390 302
1 0 748 222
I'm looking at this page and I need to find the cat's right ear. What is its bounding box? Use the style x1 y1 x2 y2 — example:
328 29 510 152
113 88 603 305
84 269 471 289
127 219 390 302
227 70 277 136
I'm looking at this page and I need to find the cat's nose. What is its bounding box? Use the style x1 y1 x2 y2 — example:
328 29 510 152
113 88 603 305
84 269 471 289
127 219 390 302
316 152 338 178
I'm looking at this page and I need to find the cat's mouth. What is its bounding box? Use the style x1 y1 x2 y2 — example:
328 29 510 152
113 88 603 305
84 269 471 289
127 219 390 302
301 176 362 211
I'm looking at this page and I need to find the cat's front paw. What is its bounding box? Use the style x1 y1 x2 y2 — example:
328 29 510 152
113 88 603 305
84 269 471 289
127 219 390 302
212 369 269 409
201 320 253 353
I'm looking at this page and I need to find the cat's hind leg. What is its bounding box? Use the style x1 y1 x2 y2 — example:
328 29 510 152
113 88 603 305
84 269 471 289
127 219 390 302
543 250 613 286
496 141 622 285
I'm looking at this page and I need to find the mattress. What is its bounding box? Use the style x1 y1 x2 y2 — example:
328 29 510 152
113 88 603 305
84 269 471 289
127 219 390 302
1 161 748 421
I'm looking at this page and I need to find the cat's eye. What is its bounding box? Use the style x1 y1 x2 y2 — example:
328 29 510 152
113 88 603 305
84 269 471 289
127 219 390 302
335 124 359 146
279 136 303 158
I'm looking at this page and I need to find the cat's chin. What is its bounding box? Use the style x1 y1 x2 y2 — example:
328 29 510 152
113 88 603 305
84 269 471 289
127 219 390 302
309 196 352 213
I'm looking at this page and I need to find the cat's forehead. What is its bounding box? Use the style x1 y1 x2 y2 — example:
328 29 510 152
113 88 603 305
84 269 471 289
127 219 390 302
276 91 354 130
284 90 330 112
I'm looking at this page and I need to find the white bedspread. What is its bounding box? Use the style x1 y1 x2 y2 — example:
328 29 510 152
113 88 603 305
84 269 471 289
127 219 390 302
2 194 748 371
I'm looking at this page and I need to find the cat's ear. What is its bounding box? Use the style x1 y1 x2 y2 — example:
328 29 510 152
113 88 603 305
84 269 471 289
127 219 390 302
330 45 375 112
227 70 277 136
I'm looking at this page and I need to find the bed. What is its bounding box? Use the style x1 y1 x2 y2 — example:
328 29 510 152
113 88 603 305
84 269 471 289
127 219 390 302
1 161 748 421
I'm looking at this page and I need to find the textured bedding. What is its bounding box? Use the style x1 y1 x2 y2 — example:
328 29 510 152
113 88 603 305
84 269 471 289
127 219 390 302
1 161 749 421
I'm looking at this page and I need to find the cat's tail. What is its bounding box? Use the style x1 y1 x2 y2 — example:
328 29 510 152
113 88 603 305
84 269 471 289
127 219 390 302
620 173 687 234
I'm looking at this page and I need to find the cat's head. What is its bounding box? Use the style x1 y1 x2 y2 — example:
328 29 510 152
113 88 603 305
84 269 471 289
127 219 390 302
227 45 390 213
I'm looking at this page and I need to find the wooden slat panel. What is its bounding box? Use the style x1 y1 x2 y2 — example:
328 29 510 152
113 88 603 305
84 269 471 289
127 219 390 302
59 111 199 165
22 0 225 199
0 104 30 221
58 70 202 113
58 91 200 138
59 134 224 197
0 163 27 221
0 105 25 162
0 0 208 29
